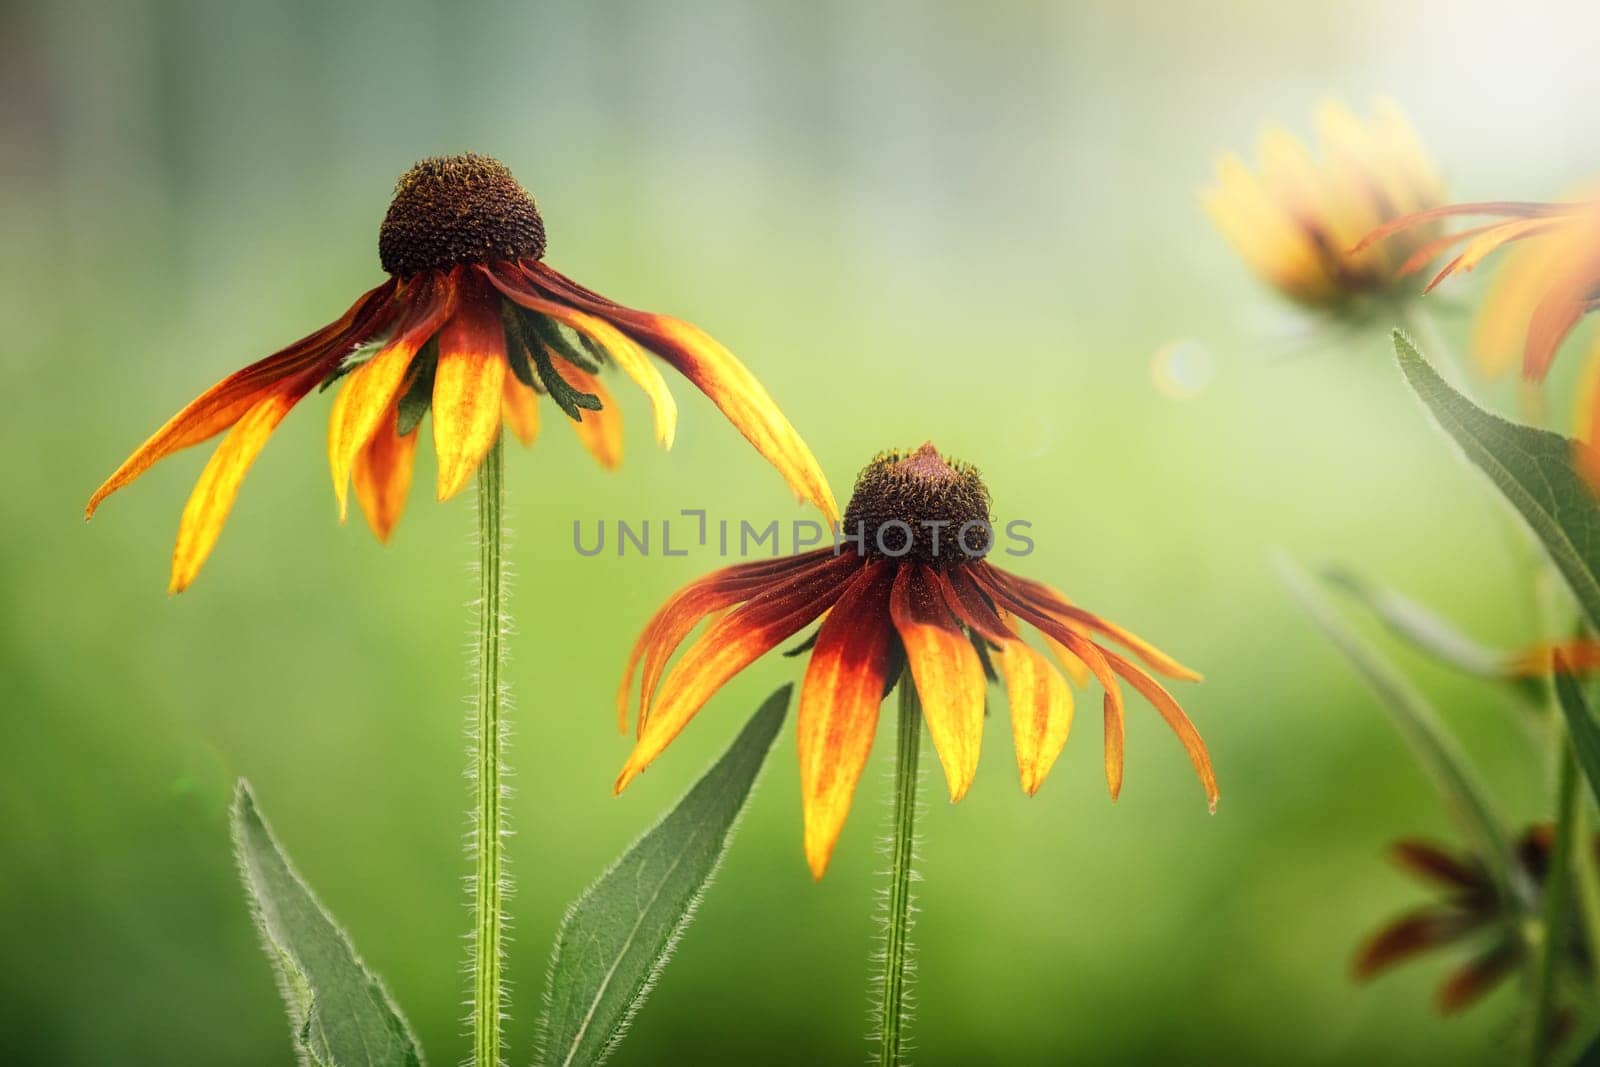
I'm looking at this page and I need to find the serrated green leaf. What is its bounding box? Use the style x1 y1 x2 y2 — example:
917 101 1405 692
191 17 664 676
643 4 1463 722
1395 331 1600 630
1275 553 1522 904
535 685 790 1067
232 781 424 1067
1554 667 1600 814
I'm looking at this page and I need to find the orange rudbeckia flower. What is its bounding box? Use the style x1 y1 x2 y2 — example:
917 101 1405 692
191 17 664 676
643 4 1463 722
1203 100 1445 313
86 153 837 591
614 443 1218 878
1358 198 1600 382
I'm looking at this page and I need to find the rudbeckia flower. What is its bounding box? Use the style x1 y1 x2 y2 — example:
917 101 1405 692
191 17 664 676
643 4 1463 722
1354 827 1589 1016
1203 100 1445 313
1357 197 1600 480
86 153 837 591
613 443 1218 878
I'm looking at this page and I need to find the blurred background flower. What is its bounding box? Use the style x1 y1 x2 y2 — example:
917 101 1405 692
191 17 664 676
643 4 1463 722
1203 100 1444 316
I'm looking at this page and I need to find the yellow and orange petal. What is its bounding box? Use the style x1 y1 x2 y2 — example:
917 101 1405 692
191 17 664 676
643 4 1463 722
888 563 985 802
798 560 899 878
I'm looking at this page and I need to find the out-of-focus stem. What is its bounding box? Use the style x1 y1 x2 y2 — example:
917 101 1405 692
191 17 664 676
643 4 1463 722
1529 741 1578 1067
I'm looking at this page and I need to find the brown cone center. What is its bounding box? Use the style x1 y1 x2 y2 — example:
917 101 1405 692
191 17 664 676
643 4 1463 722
841 443 992 566
377 153 546 277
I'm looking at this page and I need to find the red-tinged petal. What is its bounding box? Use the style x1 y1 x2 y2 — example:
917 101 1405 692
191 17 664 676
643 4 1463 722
615 554 857 791
87 280 396 519
432 282 509 500
351 404 419 543
502 375 541 447
169 388 303 592
994 637 1074 795
1354 201 1584 253
1397 222 1511 277
616 548 847 734
939 566 1017 646
986 564 1202 681
520 263 839 524
889 563 985 802
553 356 623 470
480 264 678 447
1388 840 1482 890
1351 908 1477 979
1100 646 1219 811
1437 941 1520 1015
1524 283 1592 381
327 274 455 517
797 561 897 878
972 568 1128 799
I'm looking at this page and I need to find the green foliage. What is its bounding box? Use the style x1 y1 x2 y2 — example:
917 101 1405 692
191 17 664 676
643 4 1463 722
1394 332 1600 630
232 782 424 1067
1275 554 1521 902
535 686 791 1067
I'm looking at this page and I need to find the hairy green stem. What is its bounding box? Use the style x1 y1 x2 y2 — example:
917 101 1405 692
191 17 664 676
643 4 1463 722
1529 741 1578 1067
473 435 507 1067
878 680 921 1067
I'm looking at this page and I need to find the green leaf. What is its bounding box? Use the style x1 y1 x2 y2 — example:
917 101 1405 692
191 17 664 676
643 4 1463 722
535 685 791 1067
1320 564 1514 677
1395 331 1600 630
1275 553 1522 902
1554 667 1600 814
232 781 424 1067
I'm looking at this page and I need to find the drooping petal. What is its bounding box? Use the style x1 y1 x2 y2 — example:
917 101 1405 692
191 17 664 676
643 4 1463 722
480 263 677 447
938 565 1017 646
501 375 541 447
327 272 456 517
169 388 302 593
1388 840 1482 891
87 280 397 518
889 563 985 802
1351 908 1478 979
552 356 623 470
1099 646 1219 811
972 568 1129 799
1354 201 1584 253
797 561 897 878
1437 940 1520 1015
615 553 857 792
985 564 1202 681
521 262 839 524
615 548 847 734
432 280 509 500
351 403 420 543
993 636 1074 795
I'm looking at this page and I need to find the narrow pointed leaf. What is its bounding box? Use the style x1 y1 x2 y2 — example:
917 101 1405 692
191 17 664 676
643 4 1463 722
232 781 424 1067
1275 553 1520 902
1321 564 1516 677
1395 331 1600 630
535 685 790 1067
1554 664 1600 813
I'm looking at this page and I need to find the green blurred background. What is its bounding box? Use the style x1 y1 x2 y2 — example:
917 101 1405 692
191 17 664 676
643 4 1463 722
6 0 1599 1062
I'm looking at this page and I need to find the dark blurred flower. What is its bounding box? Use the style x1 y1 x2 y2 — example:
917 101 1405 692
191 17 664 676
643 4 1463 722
1354 827 1589 1016
1204 101 1445 314
613 443 1217 878
87 153 837 591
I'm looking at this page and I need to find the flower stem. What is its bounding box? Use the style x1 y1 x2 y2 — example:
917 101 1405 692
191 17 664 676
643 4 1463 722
473 434 507 1067
1529 739 1578 1067
878 679 921 1067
